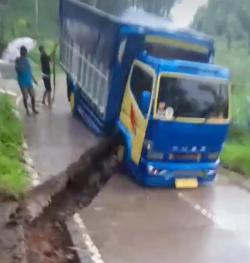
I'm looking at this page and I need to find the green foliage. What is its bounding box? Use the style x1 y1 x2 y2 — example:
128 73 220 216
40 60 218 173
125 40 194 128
221 140 250 176
228 126 250 144
215 38 250 176
4 0 59 41
0 39 7 55
12 18 30 38
214 38 250 128
0 95 29 196
192 0 249 47
215 39 250 88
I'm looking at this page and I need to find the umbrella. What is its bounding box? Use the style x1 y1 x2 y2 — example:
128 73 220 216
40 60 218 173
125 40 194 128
1 37 37 63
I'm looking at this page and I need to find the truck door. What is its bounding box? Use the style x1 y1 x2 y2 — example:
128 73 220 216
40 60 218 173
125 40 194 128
120 60 155 164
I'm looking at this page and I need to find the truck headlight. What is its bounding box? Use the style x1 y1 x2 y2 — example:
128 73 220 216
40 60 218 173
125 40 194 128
147 165 168 176
208 152 219 161
144 140 164 160
147 165 159 175
207 169 216 176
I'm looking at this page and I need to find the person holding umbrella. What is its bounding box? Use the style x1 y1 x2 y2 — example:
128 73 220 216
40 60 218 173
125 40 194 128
15 46 39 115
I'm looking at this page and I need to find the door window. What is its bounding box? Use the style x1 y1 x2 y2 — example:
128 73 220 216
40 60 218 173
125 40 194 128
130 64 153 115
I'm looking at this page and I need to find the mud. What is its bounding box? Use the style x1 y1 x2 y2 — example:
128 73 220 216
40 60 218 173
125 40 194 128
0 197 25 263
25 220 78 263
22 140 118 263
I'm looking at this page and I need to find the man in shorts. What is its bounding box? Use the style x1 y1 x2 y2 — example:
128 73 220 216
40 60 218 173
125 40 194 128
15 46 39 115
39 45 53 108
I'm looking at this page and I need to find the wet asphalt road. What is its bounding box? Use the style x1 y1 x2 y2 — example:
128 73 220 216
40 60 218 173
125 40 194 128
23 76 100 182
3 76 250 262
80 173 250 263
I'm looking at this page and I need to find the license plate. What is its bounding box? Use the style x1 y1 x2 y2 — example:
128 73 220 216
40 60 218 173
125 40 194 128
175 178 198 189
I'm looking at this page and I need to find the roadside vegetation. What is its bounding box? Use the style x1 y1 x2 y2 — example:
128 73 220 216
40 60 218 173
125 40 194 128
216 40 250 177
193 0 250 177
0 95 29 197
222 143 250 176
216 41 250 177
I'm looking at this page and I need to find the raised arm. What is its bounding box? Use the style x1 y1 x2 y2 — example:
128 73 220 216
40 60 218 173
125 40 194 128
49 42 59 59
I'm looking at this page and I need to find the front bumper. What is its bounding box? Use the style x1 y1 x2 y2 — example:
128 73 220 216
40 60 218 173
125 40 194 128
135 159 219 188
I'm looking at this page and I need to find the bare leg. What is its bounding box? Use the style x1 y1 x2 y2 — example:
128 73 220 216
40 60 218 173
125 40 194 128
28 88 39 114
42 90 47 105
20 89 30 115
48 91 52 108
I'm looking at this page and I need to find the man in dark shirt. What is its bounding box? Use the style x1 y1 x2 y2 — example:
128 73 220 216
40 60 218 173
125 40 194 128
39 45 53 108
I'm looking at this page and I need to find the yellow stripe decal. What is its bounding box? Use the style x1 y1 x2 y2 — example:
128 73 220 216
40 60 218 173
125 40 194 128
146 35 209 54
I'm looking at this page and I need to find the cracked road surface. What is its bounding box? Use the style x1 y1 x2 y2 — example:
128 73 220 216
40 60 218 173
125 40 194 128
78 173 250 263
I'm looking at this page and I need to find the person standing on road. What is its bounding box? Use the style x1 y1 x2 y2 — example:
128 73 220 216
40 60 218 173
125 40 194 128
39 44 57 108
39 45 52 108
15 46 39 115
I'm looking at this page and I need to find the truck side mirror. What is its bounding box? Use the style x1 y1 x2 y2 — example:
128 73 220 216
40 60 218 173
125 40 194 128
139 90 151 116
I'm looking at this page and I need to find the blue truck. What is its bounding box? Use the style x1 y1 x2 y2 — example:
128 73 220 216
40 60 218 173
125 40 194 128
59 0 231 188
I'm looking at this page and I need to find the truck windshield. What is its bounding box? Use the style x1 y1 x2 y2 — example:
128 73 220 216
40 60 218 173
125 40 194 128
156 76 229 119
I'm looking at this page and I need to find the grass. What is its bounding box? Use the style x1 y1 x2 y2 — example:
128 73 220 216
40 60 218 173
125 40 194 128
222 142 250 176
221 127 250 177
0 95 29 197
215 38 250 177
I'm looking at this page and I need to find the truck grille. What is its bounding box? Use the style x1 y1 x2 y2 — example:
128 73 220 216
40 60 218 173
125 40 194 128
169 153 201 162
173 170 205 177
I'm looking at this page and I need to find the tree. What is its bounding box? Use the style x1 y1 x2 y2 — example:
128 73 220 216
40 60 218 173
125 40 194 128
136 0 181 17
84 0 181 17
12 18 30 38
192 5 206 32
35 0 39 37
0 0 8 38
192 0 247 49
0 0 8 53
237 0 250 52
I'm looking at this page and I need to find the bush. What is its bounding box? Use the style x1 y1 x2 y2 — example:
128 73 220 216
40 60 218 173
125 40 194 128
222 142 250 176
228 125 250 143
0 95 28 196
221 125 250 177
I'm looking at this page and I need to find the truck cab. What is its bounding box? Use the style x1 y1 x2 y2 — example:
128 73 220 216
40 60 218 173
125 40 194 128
119 52 230 188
